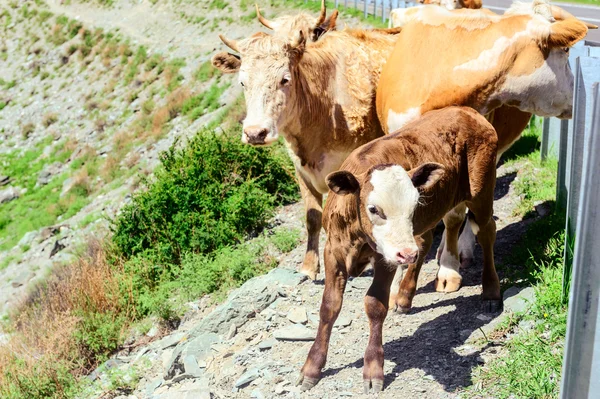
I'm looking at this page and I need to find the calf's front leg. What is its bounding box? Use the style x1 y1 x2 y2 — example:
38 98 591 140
363 260 395 393
297 170 323 280
297 247 347 391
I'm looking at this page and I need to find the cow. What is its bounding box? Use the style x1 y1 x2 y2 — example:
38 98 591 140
297 106 500 393
212 28 401 281
254 0 339 43
375 1 590 311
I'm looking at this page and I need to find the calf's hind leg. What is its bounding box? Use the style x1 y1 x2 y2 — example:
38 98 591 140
467 209 501 312
297 170 323 280
364 258 396 393
389 230 433 313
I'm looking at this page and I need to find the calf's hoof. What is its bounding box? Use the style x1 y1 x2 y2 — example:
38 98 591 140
481 299 503 313
364 378 384 394
296 373 320 392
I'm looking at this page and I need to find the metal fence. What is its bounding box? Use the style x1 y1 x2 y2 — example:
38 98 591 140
307 0 600 395
549 42 600 399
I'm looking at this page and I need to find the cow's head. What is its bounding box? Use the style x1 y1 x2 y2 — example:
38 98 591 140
255 0 339 43
326 163 445 266
493 1 596 119
212 31 307 145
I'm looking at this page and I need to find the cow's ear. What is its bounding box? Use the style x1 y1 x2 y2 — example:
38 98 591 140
327 171 360 195
548 18 588 48
211 52 241 74
408 163 444 191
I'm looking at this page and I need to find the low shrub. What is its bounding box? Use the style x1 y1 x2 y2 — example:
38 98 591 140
112 128 298 265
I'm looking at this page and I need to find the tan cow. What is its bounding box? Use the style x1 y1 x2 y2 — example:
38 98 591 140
297 106 500 393
376 2 590 308
255 0 339 42
212 29 401 280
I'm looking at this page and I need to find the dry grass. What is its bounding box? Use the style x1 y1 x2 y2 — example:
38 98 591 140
0 241 135 397
43 112 58 127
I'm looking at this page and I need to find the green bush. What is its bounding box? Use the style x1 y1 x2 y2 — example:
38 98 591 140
111 128 297 265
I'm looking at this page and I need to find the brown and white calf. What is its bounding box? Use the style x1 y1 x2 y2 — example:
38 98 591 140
297 107 500 393
212 29 400 279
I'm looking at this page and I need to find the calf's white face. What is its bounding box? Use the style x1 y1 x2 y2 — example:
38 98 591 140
327 163 444 266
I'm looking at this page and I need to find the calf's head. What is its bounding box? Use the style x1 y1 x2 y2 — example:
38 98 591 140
212 31 306 145
327 163 444 266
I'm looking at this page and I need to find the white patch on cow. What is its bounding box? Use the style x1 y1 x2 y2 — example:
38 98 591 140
389 6 424 28
469 217 480 235
499 46 574 118
387 107 421 133
291 148 352 194
367 166 420 265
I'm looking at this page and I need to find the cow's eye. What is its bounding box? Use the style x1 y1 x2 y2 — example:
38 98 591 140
280 76 290 86
563 47 570 53
240 82 245 88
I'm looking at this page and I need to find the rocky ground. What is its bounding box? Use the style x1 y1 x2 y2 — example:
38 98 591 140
82 160 543 399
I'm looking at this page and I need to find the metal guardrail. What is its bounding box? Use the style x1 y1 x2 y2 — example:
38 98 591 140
307 0 600 396
554 45 600 399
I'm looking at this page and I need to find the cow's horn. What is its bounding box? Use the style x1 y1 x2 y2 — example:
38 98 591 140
551 6 598 29
315 0 327 26
219 34 240 53
255 4 274 30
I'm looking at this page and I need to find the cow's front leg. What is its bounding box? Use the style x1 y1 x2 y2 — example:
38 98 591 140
297 247 347 391
389 230 433 312
297 170 323 280
363 259 395 393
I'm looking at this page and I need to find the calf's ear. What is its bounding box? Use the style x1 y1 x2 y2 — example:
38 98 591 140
408 163 444 191
327 171 360 195
211 52 241 74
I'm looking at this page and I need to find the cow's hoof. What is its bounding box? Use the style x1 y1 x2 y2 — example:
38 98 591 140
299 267 318 281
296 373 319 391
481 299 503 313
394 304 411 314
364 378 384 394
434 274 462 293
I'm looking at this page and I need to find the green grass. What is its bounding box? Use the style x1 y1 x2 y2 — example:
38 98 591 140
468 223 567 399
500 117 556 218
283 0 388 28
193 60 216 83
181 81 230 120
0 139 91 250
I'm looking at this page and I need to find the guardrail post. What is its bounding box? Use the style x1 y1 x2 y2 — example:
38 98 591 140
560 81 600 399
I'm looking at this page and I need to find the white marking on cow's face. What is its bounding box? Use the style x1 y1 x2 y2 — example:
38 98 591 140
501 47 574 118
387 107 421 133
366 166 420 266
238 56 293 146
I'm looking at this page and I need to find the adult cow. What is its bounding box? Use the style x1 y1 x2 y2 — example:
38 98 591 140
212 28 401 280
376 1 591 312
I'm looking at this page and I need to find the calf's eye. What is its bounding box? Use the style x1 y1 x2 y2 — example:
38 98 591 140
367 205 378 215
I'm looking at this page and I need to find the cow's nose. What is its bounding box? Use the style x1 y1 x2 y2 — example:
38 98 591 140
397 249 418 264
558 108 573 120
243 126 269 145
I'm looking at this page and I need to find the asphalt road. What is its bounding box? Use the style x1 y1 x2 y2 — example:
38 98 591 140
483 0 600 43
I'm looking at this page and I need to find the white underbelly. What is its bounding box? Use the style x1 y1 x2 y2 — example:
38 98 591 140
287 148 351 194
